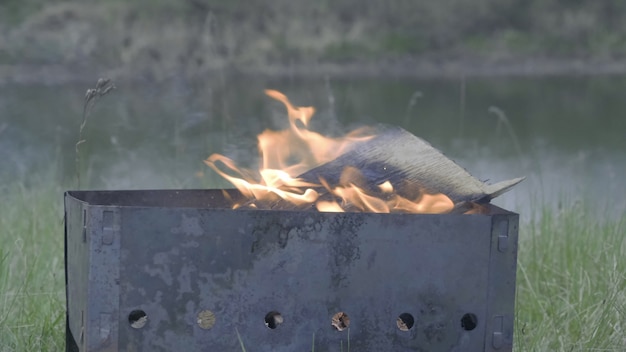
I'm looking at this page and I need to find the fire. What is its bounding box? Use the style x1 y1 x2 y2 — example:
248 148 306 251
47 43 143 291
204 90 455 214
314 167 453 213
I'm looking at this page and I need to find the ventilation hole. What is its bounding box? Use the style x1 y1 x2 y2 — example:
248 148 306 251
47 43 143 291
264 311 283 329
461 313 477 331
397 313 415 331
331 312 350 331
128 310 147 329
197 310 216 330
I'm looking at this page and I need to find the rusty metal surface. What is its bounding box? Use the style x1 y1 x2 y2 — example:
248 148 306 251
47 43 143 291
65 189 518 352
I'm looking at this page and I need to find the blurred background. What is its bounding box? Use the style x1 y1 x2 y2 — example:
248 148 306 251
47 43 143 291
1 2 625 351
0 0 625 217
3 0 626 80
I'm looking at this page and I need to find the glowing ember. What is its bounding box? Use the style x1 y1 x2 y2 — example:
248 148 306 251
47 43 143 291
204 90 455 214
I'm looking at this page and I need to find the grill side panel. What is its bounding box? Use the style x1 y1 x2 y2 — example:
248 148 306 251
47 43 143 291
65 190 518 352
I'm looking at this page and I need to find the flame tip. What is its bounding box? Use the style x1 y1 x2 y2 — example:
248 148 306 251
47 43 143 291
205 89 455 214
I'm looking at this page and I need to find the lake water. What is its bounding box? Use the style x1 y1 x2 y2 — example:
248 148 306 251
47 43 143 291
1 74 625 219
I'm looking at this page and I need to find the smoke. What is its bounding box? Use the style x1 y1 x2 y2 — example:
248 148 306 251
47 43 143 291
457 148 626 221
0 124 60 186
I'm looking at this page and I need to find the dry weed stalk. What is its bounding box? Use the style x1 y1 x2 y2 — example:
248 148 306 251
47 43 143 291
75 78 115 188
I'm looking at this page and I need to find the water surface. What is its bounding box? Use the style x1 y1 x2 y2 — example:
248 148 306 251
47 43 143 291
1 75 624 219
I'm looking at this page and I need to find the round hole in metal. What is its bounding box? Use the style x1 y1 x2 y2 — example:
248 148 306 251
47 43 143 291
461 313 477 331
197 310 216 330
128 310 147 329
331 312 350 331
264 311 283 329
397 312 415 331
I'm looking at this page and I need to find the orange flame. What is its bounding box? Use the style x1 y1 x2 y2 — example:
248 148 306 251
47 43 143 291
257 90 373 175
204 90 455 214
316 167 454 213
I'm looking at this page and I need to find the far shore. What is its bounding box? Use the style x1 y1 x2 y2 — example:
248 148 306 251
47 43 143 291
2 59 626 86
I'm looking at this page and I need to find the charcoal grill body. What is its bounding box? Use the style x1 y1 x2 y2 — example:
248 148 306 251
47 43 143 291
64 189 518 352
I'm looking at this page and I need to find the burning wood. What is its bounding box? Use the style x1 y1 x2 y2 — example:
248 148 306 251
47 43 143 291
204 90 523 214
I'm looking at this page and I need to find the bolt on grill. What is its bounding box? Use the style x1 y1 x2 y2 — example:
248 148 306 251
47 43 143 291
65 189 518 352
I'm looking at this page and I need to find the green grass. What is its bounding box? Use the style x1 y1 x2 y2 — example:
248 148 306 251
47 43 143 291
515 202 626 350
0 175 624 351
0 179 66 351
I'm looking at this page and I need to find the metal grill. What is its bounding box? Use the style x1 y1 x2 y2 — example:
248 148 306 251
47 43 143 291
65 189 518 352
